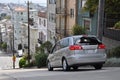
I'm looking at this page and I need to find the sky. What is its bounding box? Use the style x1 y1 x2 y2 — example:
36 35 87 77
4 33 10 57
0 0 46 4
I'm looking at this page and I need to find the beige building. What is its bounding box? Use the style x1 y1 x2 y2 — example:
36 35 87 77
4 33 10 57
56 0 77 39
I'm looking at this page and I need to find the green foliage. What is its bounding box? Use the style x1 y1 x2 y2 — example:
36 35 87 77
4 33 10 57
4 16 11 19
114 21 120 29
19 57 27 68
107 46 120 58
19 54 36 68
42 41 53 53
83 0 120 14
83 0 98 14
36 41 53 54
0 42 2 49
24 60 36 68
72 24 86 35
35 53 48 68
34 41 52 68
105 0 120 14
1 42 7 50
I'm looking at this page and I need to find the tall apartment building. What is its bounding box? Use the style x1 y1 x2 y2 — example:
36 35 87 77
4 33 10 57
12 7 28 51
56 0 78 38
11 3 39 54
47 0 78 41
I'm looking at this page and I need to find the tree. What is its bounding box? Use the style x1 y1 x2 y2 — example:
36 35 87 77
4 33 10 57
34 41 53 68
36 41 53 54
42 41 53 53
1 42 7 51
72 24 86 35
83 0 120 14
83 0 98 14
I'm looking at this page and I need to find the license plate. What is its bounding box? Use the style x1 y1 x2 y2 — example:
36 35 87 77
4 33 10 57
87 50 95 53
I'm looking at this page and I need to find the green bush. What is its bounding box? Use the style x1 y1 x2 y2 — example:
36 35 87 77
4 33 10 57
114 21 120 29
35 53 48 68
19 57 27 68
1 42 7 51
72 24 86 35
24 60 36 68
107 46 120 58
0 43 2 49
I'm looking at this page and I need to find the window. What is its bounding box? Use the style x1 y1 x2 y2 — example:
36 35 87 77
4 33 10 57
21 18 23 21
84 19 91 31
43 20 46 27
70 9 74 18
60 38 69 48
49 13 55 23
21 12 23 15
51 41 59 53
39 18 41 25
19 30 21 33
75 37 101 45
49 0 56 4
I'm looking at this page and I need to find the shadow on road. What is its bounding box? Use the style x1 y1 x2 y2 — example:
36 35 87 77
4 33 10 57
52 68 106 72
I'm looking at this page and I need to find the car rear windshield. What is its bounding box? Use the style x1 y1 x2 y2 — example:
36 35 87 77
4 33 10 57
74 37 101 45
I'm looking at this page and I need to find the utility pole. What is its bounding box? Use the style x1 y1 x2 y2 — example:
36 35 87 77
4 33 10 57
97 0 105 41
8 5 15 69
12 24 15 69
27 1 30 64
0 26 2 43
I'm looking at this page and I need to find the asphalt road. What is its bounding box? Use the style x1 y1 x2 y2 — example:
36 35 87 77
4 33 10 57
0 67 120 80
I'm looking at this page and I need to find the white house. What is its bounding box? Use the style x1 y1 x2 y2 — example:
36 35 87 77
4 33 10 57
38 11 47 44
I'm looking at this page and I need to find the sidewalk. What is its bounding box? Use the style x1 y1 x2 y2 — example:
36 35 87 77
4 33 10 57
0 56 20 70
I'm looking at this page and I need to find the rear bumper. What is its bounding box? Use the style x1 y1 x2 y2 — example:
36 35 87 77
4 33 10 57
67 54 106 66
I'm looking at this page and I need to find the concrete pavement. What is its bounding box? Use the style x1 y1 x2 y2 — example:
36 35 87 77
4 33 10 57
0 50 20 70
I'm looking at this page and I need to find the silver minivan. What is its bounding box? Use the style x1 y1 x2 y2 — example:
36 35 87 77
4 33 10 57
47 35 107 71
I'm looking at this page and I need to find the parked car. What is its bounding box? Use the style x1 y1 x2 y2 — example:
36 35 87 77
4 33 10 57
17 50 23 57
47 35 107 71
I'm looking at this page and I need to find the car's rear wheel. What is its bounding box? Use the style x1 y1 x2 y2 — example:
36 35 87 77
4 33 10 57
93 64 103 70
62 59 70 71
47 61 53 71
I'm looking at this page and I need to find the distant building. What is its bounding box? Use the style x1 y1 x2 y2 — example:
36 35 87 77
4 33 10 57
0 19 12 52
29 4 39 54
12 6 28 52
38 11 47 44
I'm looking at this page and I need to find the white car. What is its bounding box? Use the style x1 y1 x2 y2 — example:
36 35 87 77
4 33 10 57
17 50 23 57
47 35 107 71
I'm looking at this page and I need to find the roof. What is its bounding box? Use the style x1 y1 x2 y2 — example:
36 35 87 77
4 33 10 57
14 7 27 12
38 11 47 18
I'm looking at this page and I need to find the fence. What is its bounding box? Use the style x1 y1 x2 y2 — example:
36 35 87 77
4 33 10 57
103 14 120 41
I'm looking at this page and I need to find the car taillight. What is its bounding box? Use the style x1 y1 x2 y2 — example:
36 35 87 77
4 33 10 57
69 45 83 50
98 44 106 49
